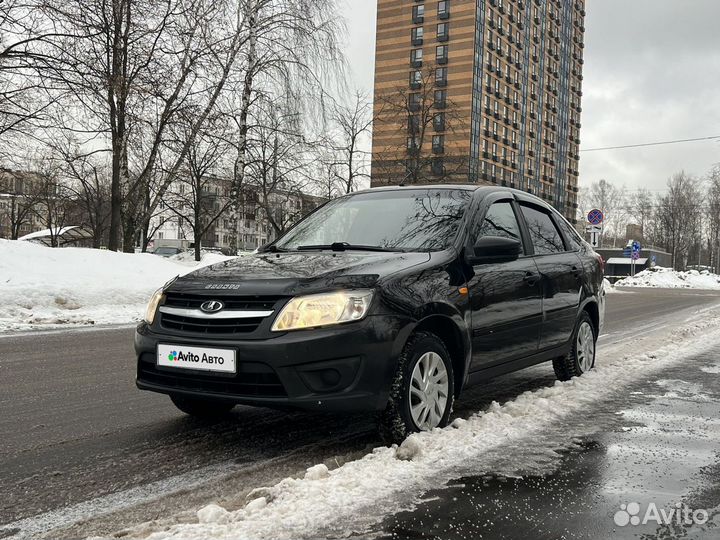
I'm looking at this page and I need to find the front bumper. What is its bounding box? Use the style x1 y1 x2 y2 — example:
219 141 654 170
135 315 409 412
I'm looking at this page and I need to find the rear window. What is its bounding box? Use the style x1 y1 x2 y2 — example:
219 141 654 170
520 204 565 255
554 214 584 251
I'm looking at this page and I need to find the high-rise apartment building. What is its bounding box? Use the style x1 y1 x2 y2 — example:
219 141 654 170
371 0 586 221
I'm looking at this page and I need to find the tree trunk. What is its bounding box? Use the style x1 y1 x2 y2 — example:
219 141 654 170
108 146 122 251
122 215 137 253
229 0 259 254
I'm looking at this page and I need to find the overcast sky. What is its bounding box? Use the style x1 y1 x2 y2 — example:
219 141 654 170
341 0 720 193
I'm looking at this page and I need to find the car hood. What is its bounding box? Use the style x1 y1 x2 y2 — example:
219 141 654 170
169 251 432 296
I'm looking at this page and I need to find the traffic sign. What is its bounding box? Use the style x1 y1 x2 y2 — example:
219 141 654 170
585 225 602 248
587 209 604 226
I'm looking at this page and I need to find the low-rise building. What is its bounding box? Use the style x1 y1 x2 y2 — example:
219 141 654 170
150 178 325 253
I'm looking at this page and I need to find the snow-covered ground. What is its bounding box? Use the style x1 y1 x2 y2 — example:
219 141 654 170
0 240 235 332
616 266 720 290
92 306 720 540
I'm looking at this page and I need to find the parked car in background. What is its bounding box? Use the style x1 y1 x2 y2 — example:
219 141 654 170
135 186 605 443
151 246 185 258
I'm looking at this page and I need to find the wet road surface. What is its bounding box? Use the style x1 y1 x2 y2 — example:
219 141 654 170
0 288 719 539
367 314 720 539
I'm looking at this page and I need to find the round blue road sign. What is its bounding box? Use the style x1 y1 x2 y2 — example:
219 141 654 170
588 209 604 225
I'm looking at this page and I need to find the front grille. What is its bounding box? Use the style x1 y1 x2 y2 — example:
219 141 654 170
160 312 266 335
159 293 284 336
164 292 280 311
138 353 287 397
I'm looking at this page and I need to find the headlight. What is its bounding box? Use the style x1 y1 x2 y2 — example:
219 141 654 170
144 289 165 324
271 290 374 332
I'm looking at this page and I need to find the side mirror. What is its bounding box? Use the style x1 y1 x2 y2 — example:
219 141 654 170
467 235 521 265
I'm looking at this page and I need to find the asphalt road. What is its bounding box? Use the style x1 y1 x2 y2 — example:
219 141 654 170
1 288 719 539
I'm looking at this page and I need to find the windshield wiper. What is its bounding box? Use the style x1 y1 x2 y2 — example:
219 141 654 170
296 242 404 253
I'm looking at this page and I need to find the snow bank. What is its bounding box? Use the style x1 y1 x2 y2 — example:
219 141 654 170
0 239 235 332
602 278 620 294
133 311 720 540
615 266 720 290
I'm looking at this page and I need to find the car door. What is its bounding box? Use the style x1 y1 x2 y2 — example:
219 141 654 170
467 196 543 371
518 202 582 351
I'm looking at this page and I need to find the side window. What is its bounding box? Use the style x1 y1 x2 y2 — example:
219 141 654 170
475 201 524 254
554 214 583 251
520 204 565 255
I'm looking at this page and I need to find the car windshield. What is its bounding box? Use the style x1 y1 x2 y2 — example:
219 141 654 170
274 189 472 252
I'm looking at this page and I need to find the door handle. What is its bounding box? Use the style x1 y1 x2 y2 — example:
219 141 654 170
524 271 540 286
572 266 582 278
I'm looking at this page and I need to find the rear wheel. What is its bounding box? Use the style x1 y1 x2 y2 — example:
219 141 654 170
170 394 235 418
553 312 596 381
378 331 455 444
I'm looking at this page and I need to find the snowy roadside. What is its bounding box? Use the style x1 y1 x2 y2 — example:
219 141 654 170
616 266 720 290
89 306 720 540
0 240 236 333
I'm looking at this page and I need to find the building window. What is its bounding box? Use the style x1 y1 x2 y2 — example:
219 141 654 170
412 4 425 23
409 70 422 89
432 135 445 153
437 22 450 41
435 66 448 86
438 0 450 19
434 89 447 108
436 45 449 64
410 48 423 67
433 112 446 131
408 115 420 134
411 26 424 46
408 92 421 111
407 136 420 150
432 158 445 175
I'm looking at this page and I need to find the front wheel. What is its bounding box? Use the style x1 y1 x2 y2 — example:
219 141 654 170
553 312 597 381
378 331 455 444
170 394 235 418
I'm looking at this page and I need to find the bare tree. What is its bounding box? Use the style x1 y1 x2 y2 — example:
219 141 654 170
24 159 72 247
164 116 234 261
705 165 720 270
583 178 627 247
320 91 372 195
246 104 311 238
373 65 468 185
656 172 702 269
51 139 112 248
223 0 344 253
628 187 654 243
32 0 256 251
0 0 62 148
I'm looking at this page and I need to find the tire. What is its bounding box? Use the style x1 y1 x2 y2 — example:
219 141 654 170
378 331 455 444
170 394 235 418
553 312 597 381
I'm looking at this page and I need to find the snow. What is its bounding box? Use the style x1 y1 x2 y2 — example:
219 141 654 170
124 309 720 540
303 464 330 481
0 239 236 332
615 266 720 290
602 278 620 294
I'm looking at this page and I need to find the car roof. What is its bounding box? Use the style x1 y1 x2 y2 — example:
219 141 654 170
353 184 553 209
